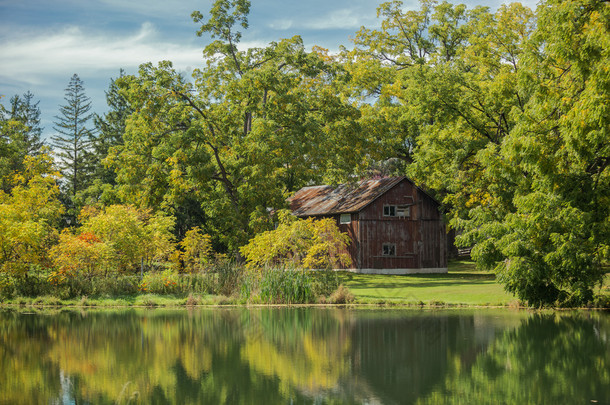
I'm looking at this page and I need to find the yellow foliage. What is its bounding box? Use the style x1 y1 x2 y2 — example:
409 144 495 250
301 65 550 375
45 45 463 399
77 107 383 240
240 210 351 270
179 227 213 273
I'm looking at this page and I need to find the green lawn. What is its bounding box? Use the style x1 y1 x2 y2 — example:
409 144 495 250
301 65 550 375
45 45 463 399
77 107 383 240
341 260 517 306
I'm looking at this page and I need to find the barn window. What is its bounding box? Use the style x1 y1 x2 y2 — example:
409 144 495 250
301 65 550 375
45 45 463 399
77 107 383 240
382 243 396 256
340 213 351 224
397 205 410 217
383 205 396 217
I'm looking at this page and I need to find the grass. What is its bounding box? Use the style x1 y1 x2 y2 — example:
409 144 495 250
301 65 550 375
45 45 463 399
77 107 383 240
341 259 517 307
1 260 607 309
1 293 230 308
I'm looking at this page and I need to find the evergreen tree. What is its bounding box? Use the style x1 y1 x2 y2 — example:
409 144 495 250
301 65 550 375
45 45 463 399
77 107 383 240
51 74 95 203
93 70 132 185
8 91 44 156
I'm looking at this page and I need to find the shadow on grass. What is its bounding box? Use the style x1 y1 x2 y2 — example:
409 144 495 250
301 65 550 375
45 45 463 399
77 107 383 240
342 272 496 290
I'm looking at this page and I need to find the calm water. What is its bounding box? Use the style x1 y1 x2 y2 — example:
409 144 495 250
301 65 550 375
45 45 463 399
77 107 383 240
0 307 608 404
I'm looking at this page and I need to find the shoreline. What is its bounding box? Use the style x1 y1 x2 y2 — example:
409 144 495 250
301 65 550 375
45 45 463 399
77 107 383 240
1 297 607 311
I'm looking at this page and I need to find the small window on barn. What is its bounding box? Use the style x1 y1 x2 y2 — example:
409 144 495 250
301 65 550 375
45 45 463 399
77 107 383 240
382 243 396 256
383 205 396 217
340 213 351 224
397 205 410 218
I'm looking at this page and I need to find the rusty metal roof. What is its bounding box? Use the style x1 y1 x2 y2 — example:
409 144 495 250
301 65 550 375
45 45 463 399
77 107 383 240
288 176 406 216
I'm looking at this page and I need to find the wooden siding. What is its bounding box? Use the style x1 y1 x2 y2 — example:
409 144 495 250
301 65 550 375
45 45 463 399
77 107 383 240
357 179 446 270
297 177 447 270
336 213 360 269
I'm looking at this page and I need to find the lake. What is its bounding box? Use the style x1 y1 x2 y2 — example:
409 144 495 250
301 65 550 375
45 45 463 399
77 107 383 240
0 307 608 404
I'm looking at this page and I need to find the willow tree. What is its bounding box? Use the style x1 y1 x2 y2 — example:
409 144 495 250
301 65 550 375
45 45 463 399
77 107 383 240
352 0 609 306
110 0 365 252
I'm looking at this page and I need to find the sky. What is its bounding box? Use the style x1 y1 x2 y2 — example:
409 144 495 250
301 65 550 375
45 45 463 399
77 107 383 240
0 0 539 140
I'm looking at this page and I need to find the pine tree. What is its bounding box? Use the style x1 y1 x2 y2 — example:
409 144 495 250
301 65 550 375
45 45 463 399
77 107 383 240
51 74 95 201
93 70 132 185
9 91 44 156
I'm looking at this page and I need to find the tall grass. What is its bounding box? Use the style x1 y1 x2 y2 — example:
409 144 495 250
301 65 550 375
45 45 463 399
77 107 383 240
0 261 344 305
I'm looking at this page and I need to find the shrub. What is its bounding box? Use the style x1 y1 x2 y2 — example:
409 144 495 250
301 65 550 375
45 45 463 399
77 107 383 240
139 270 181 295
180 227 213 273
328 284 354 304
240 210 351 270
80 205 175 272
49 231 117 281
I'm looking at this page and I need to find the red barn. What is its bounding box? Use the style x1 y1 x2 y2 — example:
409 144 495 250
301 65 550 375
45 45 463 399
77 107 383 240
288 176 447 274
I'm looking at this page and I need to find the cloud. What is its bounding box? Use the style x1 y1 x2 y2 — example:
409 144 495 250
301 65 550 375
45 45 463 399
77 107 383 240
268 19 294 30
0 22 203 87
302 9 378 30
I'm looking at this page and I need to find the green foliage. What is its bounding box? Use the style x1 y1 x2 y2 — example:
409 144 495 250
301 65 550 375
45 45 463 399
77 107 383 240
0 154 63 276
240 267 321 304
240 211 351 270
179 227 213 273
92 70 132 184
110 0 365 252
353 0 609 306
5 91 44 156
79 204 175 272
51 74 95 212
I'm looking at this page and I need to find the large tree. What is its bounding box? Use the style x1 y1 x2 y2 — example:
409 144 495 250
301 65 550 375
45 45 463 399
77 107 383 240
51 74 96 208
5 91 44 156
352 0 609 306
93 70 132 185
110 0 365 251
0 92 45 191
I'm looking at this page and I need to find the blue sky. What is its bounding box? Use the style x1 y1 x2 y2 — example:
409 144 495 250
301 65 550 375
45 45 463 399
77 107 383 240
0 0 539 140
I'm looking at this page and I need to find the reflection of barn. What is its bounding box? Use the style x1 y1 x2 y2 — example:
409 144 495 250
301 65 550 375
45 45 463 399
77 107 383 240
289 176 447 274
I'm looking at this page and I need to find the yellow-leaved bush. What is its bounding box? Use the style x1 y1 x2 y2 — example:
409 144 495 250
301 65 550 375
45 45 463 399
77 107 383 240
179 227 213 273
0 154 63 275
50 205 175 277
240 210 351 270
49 231 116 284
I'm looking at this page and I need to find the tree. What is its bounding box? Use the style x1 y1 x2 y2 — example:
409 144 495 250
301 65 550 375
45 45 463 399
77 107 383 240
7 91 44 156
79 205 175 272
51 74 95 208
92 70 132 186
352 0 609 306
0 110 27 192
0 92 44 191
110 0 365 253
0 154 64 276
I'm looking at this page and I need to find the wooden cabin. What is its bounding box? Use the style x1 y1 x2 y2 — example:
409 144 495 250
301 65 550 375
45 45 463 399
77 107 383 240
288 176 447 274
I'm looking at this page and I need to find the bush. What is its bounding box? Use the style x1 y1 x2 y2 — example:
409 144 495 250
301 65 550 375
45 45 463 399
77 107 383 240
240 210 352 270
80 205 175 272
328 284 355 304
180 227 213 273
0 272 52 299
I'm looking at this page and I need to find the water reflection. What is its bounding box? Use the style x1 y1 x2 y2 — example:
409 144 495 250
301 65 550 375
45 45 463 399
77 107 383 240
0 308 607 404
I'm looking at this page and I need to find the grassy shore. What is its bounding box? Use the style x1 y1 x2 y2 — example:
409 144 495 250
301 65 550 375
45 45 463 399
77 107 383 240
342 260 516 306
1 260 608 308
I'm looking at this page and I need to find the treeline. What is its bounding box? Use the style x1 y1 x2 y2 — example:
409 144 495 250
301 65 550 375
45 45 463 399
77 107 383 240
1 0 608 307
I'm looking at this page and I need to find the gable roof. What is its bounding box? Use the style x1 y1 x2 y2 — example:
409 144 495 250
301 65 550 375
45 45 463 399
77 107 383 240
289 176 407 216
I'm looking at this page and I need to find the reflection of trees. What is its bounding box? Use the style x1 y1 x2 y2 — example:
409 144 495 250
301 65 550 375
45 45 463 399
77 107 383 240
0 311 61 405
1 309 606 404
240 308 352 397
417 313 610 404
0 309 296 404
347 312 484 405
